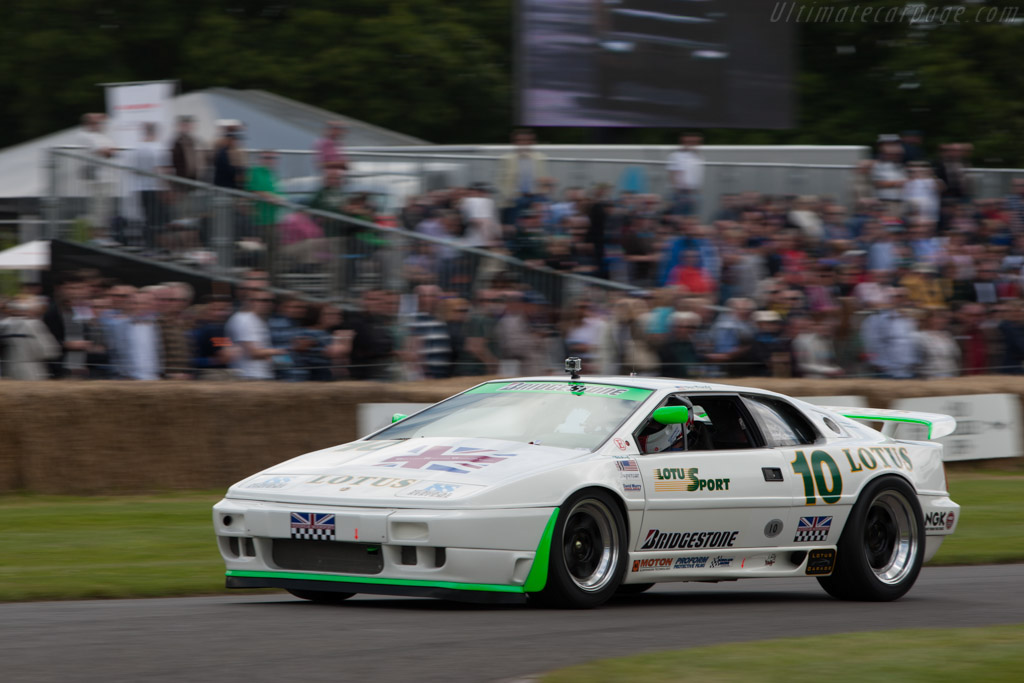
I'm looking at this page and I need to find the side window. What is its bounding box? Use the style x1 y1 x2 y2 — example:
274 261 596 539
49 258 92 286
743 396 819 447
634 394 765 453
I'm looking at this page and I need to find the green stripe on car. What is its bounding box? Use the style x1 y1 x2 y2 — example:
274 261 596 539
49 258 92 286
469 382 652 402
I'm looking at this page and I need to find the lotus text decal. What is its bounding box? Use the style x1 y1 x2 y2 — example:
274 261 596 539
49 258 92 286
308 475 417 490
377 445 515 474
653 467 730 492
841 446 914 473
805 549 837 576
641 529 739 550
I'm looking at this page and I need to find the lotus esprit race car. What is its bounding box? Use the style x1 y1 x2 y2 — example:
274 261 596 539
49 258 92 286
214 363 959 608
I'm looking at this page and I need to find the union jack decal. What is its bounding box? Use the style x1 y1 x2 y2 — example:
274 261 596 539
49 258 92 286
377 445 516 474
290 512 336 541
794 516 832 543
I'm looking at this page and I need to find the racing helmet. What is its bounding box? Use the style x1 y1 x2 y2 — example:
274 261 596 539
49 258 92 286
644 398 703 453
643 422 683 453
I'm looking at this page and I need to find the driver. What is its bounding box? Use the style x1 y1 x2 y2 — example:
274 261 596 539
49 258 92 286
639 399 713 453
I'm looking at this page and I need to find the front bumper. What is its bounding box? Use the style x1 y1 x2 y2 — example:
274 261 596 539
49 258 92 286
214 498 557 602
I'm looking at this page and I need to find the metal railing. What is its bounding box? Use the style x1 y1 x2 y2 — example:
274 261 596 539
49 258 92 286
256 145 1024 220
258 147 869 215
46 148 637 306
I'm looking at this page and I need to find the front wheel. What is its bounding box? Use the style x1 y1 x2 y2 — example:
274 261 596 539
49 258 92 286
535 489 628 609
818 477 924 601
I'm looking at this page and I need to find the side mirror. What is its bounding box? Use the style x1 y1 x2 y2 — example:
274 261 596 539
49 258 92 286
652 405 689 425
391 413 408 423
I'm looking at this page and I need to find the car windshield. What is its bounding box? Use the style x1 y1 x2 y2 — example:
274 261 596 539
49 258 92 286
368 381 653 451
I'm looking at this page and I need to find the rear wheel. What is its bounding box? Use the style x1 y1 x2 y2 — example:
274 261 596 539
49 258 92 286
287 589 355 604
818 477 924 601
537 489 627 609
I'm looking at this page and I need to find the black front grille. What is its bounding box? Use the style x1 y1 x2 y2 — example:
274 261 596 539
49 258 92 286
272 539 384 574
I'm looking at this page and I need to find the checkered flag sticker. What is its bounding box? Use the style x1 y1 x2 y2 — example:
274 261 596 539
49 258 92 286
290 512 336 541
794 516 832 543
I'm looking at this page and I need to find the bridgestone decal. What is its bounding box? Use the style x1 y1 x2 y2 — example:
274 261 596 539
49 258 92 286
640 529 739 550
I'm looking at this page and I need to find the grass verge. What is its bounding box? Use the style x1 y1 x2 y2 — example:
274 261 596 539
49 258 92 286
541 625 1024 683
0 491 225 602
0 473 1020 602
927 475 1024 565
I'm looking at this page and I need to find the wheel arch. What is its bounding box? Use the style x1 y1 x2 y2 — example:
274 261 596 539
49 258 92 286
835 471 922 547
852 470 918 501
562 485 631 538
525 485 630 602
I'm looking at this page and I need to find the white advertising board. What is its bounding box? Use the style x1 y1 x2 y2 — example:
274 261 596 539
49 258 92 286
889 394 1022 461
357 403 432 438
105 81 175 148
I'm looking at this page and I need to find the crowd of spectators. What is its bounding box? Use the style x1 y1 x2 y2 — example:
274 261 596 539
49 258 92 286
27 123 1024 381
74 114 355 266
379 130 1024 380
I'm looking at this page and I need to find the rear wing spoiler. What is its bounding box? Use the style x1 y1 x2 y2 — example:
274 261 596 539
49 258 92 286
820 406 957 440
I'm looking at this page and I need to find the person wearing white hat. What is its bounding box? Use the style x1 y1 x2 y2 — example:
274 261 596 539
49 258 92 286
0 296 61 380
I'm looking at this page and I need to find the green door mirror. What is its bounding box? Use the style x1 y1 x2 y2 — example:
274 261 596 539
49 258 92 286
652 405 689 425
391 413 408 423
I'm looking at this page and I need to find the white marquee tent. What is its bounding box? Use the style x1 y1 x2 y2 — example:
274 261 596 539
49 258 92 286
0 240 49 270
0 87 426 200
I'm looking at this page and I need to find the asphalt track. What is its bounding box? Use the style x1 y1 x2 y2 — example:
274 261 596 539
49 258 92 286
3 564 1022 683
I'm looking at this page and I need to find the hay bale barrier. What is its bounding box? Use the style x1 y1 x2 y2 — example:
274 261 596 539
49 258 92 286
1 376 1023 495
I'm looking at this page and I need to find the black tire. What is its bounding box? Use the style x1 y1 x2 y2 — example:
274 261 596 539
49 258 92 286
535 489 628 609
818 476 925 601
616 582 654 596
287 589 355 604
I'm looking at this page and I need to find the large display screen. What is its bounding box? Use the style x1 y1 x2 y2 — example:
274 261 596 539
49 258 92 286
518 0 794 128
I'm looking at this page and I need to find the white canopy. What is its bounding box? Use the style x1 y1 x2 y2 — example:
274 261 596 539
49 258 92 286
0 87 427 199
0 240 50 270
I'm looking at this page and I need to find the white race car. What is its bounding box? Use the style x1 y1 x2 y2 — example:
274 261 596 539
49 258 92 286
214 363 960 608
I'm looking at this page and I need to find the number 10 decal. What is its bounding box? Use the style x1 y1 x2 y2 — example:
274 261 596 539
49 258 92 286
791 450 843 505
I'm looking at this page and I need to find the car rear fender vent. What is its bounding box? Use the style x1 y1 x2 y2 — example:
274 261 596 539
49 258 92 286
271 539 385 575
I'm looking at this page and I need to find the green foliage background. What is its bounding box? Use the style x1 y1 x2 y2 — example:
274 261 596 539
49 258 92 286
1 1 1023 163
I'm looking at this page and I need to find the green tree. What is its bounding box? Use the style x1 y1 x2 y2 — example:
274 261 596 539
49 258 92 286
2 0 1024 166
